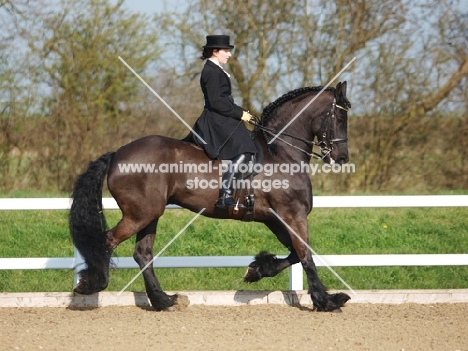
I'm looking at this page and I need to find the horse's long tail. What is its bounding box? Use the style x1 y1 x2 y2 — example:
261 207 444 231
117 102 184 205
69 151 115 294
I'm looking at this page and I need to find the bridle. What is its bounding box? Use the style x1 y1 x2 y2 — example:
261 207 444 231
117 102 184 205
252 98 349 160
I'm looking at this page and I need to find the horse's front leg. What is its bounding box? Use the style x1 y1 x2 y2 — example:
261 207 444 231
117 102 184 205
284 217 350 312
244 220 300 282
301 250 350 311
133 220 177 311
243 250 299 283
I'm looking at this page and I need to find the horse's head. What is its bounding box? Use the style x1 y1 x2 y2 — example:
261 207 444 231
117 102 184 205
317 81 351 165
260 83 351 164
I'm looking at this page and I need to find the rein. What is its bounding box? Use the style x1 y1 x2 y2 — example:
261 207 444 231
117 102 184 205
252 99 349 160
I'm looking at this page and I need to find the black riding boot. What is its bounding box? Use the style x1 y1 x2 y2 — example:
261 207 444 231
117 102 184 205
216 153 249 209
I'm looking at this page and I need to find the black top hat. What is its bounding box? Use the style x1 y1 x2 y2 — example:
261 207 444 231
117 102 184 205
203 35 234 49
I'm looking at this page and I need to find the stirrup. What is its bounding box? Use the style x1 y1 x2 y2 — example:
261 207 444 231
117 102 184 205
216 195 245 209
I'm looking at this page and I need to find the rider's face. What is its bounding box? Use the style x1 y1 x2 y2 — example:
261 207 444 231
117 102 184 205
213 49 232 65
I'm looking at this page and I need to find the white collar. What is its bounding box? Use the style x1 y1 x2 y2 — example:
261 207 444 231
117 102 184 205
208 58 230 77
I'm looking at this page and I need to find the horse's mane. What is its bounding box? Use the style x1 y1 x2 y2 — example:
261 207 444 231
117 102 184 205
260 86 335 124
259 86 335 154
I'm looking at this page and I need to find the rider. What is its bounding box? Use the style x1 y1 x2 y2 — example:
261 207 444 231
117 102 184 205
193 35 257 209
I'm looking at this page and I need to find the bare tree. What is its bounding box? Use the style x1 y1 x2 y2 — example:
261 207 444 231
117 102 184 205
159 0 468 193
1 0 467 193
0 0 47 191
26 0 162 190
349 0 468 191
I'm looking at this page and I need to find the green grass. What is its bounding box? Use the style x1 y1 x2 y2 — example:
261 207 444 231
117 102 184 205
0 205 467 293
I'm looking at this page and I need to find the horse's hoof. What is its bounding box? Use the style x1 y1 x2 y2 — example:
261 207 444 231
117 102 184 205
243 266 261 283
174 294 190 310
162 306 176 312
73 282 105 295
315 306 344 313
331 292 351 307
73 284 91 295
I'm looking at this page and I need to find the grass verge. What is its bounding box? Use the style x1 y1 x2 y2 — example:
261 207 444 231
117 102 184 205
0 206 467 292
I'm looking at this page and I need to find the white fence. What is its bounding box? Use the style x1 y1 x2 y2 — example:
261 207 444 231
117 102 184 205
1 196 467 290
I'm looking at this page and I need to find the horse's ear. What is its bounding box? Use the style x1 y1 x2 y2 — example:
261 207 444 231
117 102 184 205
336 82 342 92
338 81 351 109
335 81 344 99
340 81 347 97
335 81 347 99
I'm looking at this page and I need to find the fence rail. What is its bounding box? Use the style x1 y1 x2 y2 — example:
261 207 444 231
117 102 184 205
1 196 467 290
1 195 468 210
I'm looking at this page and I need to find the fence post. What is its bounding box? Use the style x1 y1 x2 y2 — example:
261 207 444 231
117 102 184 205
73 247 85 286
289 263 303 290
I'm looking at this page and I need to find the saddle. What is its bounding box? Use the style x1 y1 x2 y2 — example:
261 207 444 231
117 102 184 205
183 128 264 222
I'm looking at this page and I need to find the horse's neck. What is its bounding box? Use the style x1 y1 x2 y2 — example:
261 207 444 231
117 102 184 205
261 112 315 164
258 127 312 165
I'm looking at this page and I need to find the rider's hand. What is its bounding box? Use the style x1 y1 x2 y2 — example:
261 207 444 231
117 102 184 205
241 111 253 122
241 111 255 131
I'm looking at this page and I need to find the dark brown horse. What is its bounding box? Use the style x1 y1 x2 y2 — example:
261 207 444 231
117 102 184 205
70 81 352 312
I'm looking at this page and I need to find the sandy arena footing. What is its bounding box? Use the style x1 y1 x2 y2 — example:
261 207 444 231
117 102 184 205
1 289 468 308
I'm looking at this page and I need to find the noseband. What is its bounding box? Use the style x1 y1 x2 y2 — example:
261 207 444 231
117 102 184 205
254 98 349 160
317 99 349 160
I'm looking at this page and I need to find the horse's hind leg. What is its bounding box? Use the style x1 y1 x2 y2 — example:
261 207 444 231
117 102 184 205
133 220 177 311
74 214 149 295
